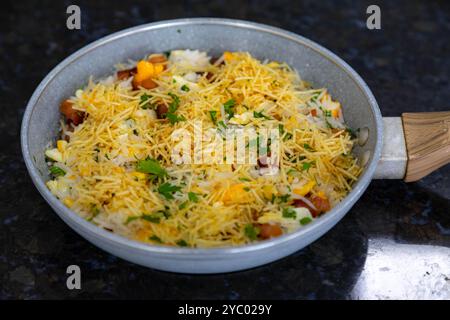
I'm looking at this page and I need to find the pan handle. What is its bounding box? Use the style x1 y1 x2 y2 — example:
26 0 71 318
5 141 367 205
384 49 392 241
402 111 450 182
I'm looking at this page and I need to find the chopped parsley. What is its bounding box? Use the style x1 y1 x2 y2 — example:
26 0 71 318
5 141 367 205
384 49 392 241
217 120 227 129
300 217 313 225
253 111 271 120
287 169 297 175
277 194 291 203
140 93 153 109
279 124 292 140
167 113 186 124
149 235 162 243
282 207 297 219
87 205 100 221
223 99 236 118
166 93 185 124
303 143 314 151
49 166 66 177
91 206 100 217
142 213 162 224
136 157 167 178
125 216 139 225
311 93 320 101
158 182 182 200
209 110 218 125
244 224 260 240
301 162 313 171
188 192 199 203
181 84 190 92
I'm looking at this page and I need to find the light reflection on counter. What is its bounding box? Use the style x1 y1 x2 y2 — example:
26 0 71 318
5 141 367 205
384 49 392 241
351 238 450 299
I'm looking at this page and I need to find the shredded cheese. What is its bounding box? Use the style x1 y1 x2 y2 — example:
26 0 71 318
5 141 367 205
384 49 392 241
45 51 362 247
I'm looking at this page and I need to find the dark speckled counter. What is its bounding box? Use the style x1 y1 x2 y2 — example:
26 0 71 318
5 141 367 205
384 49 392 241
1 0 449 299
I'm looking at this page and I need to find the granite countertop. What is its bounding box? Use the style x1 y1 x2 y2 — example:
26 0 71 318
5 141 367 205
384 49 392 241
1 0 449 299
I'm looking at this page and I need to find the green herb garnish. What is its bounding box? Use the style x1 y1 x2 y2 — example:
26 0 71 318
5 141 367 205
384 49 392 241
279 124 292 140
136 158 167 178
300 217 313 225
188 192 199 203
168 93 180 112
142 214 162 224
282 207 297 219
253 111 271 120
278 194 291 203
165 93 185 124
91 206 100 216
287 169 297 175
223 99 236 118
181 84 190 92
140 93 153 109
158 182 182 200
209 110 217 125
244 224 260 240
303 143 313 151
302 162 313 171
125 216 139 225
149 235 162 243
217 120 227 129
49 166 66 177
167 113 186 124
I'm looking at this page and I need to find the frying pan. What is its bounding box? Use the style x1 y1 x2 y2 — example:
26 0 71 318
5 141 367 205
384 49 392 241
20 18 450 273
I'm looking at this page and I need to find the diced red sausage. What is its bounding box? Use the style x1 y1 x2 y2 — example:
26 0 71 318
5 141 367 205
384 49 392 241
257 223 283 239
148 55 167 64
293 199 318 217
140 78 158 89
156 104 168 119
311 196 331 214
133 77 158 90
117 67 136 80
60 100 85 126
293 196 331 218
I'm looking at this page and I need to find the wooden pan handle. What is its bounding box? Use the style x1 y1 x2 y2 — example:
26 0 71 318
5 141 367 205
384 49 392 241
402 111 450 182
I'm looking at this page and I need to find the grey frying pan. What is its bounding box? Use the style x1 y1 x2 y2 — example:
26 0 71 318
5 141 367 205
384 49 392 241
20 18 450 273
